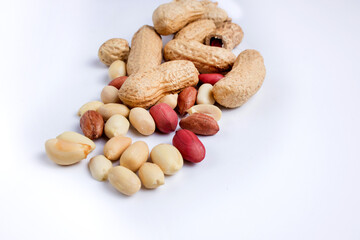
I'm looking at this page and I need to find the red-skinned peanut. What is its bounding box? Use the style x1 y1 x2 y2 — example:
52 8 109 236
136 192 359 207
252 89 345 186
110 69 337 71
149 103 178 133
198 73 224 85
172 129 206 163
108 76 128 89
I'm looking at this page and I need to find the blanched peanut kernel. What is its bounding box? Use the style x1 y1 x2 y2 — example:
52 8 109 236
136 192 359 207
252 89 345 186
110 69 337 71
56 131 95 151
138 162 165 189
88 155 112 181
104 114 130 138
150 144 183 175
108 166 141 196
103 136 132 161
97 103 130 121
120 141 149 172
129 107 156 136
101 86 121 104
78 101 104 117
156 94 178 109
186 104 222 121
197 83 215 105
45 138 92 166
108 60 126 80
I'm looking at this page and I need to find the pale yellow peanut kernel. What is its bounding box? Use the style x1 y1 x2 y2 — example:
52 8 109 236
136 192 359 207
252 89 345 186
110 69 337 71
186 104 222 121
45 138 92 166
150 144 183 175
104 114 130 138
138 162 165 189
101 86 121 104
120 141 149 172
103 136 132 161
108 166 141 196
97 103 130 121
108 60 126 80
156 94 178 109
78 101 104 117
88 155 112 181
56 131 95 150
129 107 156 136
197 83 215 105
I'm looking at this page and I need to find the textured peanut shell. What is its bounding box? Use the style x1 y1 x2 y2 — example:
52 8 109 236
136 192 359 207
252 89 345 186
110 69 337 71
174 19 216 43
126 25 162 75
152 0 205 35
98 38 130 66
119 60 199 109
205 22 244 50
200 0 228 27
212 49 266 108
164 39 236 73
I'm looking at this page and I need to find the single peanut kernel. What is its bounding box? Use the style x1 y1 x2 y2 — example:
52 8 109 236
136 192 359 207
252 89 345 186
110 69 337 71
150 144 183 175
108 60 126 80
101 86 121 104
129 107 156 136
97 103 130 121
197 83 215 105
108 166 141 196
156 94 178 109
103 136 132 161
88 155 112 181
186 104 222 121
78 101 104 117
45 138 92 166
56 131 95 151
138 162 165 189
104 114 130 138
120 141 149 172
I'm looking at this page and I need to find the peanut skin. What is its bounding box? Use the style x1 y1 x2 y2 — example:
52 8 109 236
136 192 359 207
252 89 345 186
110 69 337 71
164 39 236 73
119 60 199 109
212 49 266 108
177 87 197 115
172 129 206 163
126 25 162 75
152 0 205 35
179 113 219 136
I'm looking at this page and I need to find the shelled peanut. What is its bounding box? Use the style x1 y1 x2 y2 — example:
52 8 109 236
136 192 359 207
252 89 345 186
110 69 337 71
45 131 95 166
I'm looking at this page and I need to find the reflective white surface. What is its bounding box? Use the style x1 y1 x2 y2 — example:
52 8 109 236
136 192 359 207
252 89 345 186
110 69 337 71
0 0 359 239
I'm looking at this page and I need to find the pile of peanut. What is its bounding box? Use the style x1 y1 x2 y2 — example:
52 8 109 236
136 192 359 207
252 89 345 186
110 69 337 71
45 0 266 196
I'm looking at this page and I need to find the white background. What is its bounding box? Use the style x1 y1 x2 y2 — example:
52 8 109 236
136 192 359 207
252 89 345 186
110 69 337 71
1 0 359 239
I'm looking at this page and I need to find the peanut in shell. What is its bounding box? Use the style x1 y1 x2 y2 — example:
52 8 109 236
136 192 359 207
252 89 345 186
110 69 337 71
152 0 205 35
200 0 229 27
164 39 236 73
212 49 266 108
126 25 162 75
174 19 216 43
119 60 199 109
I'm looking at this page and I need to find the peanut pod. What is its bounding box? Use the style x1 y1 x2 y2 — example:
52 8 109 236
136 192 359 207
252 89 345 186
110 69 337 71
119 60 199 109
164 39 236 73
98 38 130 66
174 19 216 43
212 49 266 108
152 0 205 35
126 25 162 75
200 0 229 27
